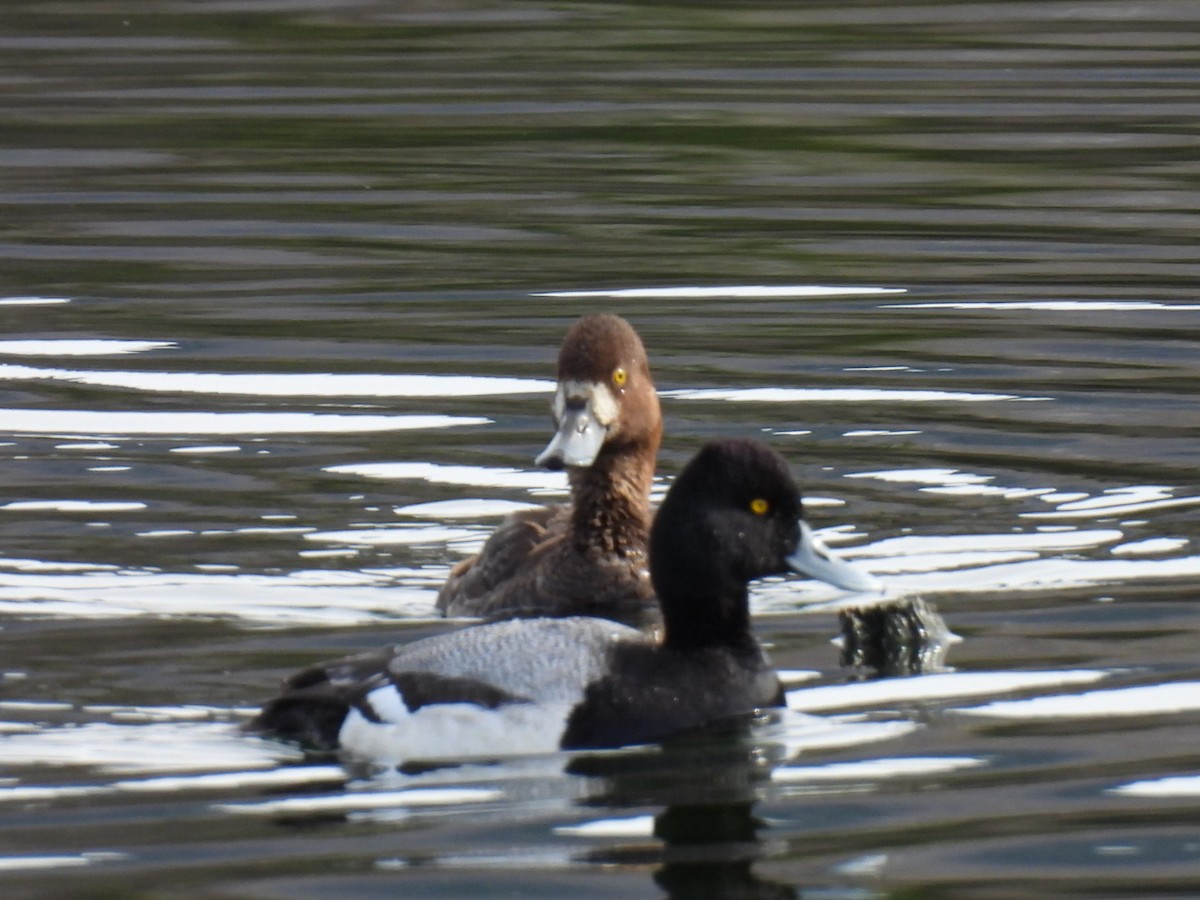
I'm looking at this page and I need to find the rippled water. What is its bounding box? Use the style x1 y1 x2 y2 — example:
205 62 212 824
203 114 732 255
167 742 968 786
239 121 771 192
2 1 1200 896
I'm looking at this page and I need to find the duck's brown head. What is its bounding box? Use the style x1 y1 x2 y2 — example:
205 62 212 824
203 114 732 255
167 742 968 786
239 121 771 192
536 314 662 471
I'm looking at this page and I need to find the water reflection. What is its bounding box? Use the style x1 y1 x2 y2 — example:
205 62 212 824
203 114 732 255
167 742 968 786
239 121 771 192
0 340 175 356
0 565 439 624
956 680 1200 720
652 803 797 900
0 297 70 306
538 286 905 300
0 408 489 435
0 364 553 397
563 723 941 899
787 669 1108 714
2 0 1200 893
564 738 797 899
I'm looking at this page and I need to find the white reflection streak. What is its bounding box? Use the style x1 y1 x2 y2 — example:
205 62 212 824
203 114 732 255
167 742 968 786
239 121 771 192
885 300 1200 311
536 285 906 299
326 461 568 492
843 529 1123 559
1 500 146 513
0 720 296 774
850 467 1188 516
804 528 1181 597
55 441 118 450
844 429 921 437
304 525 481 546
788 670 1107 713
1111 537 1189 556
553 814 656 838
1052 486 1174 511
216 786 501 816
0 766 346 804
1024 494 1200 521
0 557 117 573
771 710 917 757
772 756 985 783
0 364 552 398
0 568 439 625
0 340 175 356
848 467 993 486
0 296 70 306
112 766 345 794
0 409 488 435
1112 775 1200 797
394 498 541 519
663 387 1030 403
955 680 1200 720
0 853 126 871
847 467 1060 501
384 849 576 870
848 554 1200 597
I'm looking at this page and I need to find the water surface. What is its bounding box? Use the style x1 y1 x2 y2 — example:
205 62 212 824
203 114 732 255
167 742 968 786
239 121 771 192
2 2 1199 897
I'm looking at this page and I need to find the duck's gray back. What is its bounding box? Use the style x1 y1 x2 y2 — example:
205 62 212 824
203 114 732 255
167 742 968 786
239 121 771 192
388 616 639 703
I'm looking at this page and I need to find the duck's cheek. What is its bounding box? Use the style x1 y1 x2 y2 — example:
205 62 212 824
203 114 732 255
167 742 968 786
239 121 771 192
339 689 574 764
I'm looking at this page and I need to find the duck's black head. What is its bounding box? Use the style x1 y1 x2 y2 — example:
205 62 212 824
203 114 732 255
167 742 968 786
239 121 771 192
650 439 878 650
536 315 661 471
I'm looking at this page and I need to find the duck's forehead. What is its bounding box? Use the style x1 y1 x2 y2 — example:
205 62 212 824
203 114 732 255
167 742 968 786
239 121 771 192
697 441 799 503
558 316 646 379
718 443 792 484
736 469 798 506
753 457 797 495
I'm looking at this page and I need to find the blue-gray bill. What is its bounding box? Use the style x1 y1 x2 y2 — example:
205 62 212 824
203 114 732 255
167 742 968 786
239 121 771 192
786 521 882 593
535 403 607 469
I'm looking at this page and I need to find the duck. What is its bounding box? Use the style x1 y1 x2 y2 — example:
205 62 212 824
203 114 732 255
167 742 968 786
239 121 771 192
248 438 880 761
436 314 661 624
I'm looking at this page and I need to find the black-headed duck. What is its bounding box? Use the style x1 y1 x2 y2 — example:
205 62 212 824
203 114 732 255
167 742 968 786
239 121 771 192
436 314 661 624
249 439 880 760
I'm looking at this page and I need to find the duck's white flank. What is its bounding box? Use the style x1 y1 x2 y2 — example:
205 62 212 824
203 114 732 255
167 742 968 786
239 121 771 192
339 690 575 764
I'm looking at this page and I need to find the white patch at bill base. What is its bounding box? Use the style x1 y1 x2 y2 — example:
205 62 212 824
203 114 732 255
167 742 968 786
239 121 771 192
558 380 619 427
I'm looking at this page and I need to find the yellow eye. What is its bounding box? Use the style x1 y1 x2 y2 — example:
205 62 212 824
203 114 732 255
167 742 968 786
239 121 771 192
749 498 769 515
612 367 628 387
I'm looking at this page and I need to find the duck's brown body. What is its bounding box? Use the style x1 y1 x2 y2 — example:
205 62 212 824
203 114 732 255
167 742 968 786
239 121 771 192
436 315 661 625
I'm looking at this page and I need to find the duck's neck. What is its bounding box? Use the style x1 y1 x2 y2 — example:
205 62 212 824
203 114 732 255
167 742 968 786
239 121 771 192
656 565 756 653
568 440 654 559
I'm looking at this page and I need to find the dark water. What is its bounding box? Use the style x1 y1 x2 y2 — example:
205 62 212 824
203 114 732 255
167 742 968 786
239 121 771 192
2 1 1200 896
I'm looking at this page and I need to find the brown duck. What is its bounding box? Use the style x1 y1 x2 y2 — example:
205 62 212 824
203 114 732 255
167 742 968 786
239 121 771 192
436 314 661 624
